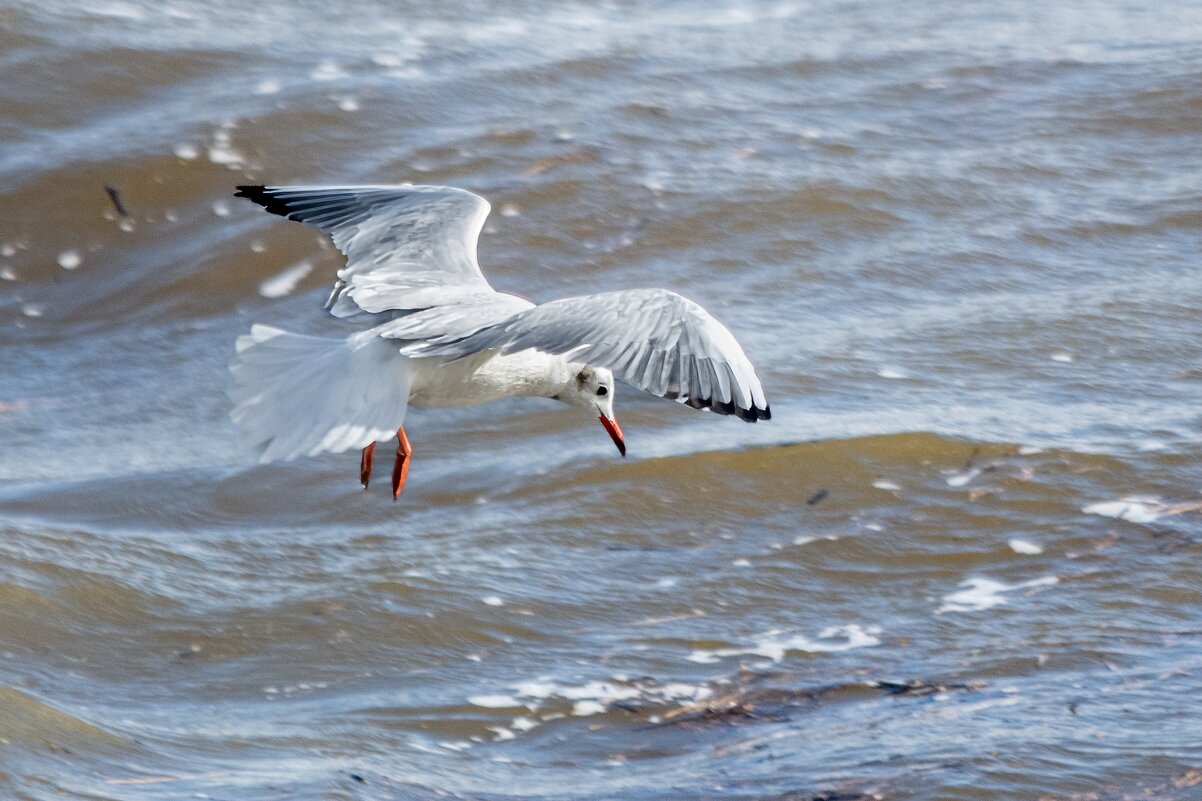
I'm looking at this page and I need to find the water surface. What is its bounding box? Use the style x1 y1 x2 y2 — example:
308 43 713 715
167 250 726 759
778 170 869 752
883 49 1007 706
2 1 1202 798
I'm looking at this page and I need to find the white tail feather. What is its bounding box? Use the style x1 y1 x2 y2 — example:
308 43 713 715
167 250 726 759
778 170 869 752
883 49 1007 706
228 325 411 463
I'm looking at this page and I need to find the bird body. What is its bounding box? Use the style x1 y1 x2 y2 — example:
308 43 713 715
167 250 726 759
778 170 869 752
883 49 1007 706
229 183 769 497
407 349 575 409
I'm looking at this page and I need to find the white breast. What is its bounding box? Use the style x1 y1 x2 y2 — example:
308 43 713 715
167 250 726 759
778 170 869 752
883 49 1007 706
407 349 568 408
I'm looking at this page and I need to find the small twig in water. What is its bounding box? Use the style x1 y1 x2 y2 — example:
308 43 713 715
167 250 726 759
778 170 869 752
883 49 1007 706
104 185 129 217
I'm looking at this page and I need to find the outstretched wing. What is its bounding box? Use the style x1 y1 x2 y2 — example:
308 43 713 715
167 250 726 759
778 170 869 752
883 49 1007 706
234 184 502 318
408 288 770 421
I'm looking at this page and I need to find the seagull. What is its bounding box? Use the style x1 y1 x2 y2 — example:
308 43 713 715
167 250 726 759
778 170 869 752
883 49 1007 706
229 184 770 498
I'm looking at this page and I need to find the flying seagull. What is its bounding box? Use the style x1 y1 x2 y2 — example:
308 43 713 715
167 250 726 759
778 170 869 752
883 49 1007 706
229 185 770 498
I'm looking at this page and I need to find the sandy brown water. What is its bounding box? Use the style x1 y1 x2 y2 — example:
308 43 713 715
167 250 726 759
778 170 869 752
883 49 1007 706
2 1 1202 799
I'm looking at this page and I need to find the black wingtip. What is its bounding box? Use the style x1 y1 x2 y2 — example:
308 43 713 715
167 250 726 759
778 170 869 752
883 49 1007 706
684 395 771 422
233 185 296 219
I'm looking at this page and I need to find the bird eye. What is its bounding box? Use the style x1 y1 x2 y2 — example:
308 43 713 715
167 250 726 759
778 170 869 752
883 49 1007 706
596 386 608 396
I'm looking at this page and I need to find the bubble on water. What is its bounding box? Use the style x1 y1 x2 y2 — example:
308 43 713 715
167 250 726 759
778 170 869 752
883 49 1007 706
877 367 909 379
1050 352 1074 363
309 61 348 81
208 123 245 167
208 144 244 166
57 250 82 270
258 261 313 298
173 143 199 160
481 595 504 607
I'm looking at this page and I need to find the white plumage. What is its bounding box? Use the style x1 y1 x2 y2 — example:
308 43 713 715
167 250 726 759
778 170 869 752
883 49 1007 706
228 183 770 494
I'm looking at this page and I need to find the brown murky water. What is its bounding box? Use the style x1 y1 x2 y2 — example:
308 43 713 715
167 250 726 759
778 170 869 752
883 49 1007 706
2 1 1202 798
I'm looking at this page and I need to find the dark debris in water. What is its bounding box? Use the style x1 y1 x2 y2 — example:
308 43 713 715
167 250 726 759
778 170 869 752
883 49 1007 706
867 678 986 696
652 671 985 728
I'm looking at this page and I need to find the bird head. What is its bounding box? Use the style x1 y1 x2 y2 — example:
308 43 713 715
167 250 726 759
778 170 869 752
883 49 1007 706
555 364 624 457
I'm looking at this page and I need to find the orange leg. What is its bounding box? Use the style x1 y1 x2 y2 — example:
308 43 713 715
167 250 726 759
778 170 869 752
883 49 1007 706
359 442 376 489
391 426 412 501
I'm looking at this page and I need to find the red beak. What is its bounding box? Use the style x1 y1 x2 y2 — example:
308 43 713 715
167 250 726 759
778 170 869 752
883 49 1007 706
599 415 626 457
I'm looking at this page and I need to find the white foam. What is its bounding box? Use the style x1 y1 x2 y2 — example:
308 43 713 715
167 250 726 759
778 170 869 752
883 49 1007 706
508 677 710 714
687 624 882 663
1008 538 1043 555
0 267 15 281
793 534 837 546
510 716 538 732
481 595 504 607
21 303 44 318
571 700 607 716
82 2 144 20
872 479 901 491
877 367 909 379
173 143 199 160
936 575 1058 614
211 200 231 217
258 261 313 299
468 694 521 708
254 79 282 95
57 250 82 270
1050 352 1074 363
1083 497 1165 523
945 467 983 487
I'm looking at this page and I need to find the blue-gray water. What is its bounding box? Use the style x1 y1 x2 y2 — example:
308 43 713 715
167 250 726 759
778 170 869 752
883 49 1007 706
2 1 1202 798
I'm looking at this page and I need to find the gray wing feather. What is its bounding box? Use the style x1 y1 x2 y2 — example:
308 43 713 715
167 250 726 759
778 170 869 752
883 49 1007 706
409 288 770 421
234 184 494 318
